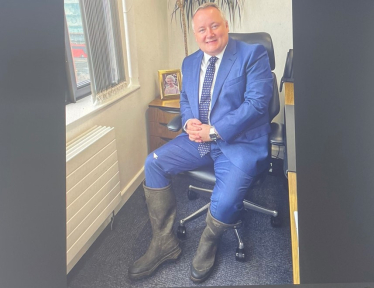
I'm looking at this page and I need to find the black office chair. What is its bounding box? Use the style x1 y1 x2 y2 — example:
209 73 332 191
167 32 284 261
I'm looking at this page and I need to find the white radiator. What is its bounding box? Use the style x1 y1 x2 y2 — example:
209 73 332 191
66 126 121 268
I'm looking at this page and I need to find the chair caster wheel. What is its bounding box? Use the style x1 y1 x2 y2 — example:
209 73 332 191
187 189 198 200
235 247 246 262
271 215 281 227
177 225 187 240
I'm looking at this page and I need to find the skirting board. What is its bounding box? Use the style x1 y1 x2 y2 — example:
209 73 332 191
67 167 145 274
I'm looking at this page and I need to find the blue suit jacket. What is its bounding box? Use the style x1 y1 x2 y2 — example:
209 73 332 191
179 37 273 176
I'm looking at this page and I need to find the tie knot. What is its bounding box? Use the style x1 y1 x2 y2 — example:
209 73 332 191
209 56 218 65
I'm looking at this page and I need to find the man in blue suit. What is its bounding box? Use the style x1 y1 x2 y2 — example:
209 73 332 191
128 3 273 283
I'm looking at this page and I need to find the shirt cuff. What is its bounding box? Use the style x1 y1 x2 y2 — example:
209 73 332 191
183 119 193 131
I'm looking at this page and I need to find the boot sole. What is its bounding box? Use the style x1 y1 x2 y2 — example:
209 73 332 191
128 246 181 280
190 257 216 283
190 267 214 284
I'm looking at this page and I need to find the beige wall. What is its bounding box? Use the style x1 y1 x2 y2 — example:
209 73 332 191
167 0 293 123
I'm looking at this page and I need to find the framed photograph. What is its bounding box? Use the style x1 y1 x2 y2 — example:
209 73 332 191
158 69 182 99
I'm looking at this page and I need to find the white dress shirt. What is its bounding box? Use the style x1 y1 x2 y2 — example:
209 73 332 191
184 45 227 130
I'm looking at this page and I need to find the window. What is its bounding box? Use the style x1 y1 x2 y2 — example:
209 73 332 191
64 0 128 104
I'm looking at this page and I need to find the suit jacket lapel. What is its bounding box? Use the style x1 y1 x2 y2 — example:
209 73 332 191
191 51 204 118
211 38 237 110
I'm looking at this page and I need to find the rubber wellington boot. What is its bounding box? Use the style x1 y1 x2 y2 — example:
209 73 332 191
128 183 181 280
190 210 241 283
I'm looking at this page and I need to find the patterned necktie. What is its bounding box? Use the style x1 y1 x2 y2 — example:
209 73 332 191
198 56 218 157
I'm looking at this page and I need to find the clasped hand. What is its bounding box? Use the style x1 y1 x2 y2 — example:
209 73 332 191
185 119 211 142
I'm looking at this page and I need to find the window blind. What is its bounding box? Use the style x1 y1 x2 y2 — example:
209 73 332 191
80 0 126 103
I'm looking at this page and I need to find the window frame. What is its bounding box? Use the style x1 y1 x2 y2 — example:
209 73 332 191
65 0 140 126
65 0 130 105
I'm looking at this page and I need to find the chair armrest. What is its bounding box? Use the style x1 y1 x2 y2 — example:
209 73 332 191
167 114 182 132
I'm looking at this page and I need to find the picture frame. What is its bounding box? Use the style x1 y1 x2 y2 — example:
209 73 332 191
158 69 182 99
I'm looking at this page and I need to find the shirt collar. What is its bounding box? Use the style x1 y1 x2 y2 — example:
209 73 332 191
202 44 228 65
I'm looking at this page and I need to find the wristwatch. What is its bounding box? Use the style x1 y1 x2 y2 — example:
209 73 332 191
209 126 218 141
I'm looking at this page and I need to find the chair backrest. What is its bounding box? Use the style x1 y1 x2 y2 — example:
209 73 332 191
229 32 280 122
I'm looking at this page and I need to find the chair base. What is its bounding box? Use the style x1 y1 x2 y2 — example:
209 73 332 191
177 184 281 261
187 184 278 217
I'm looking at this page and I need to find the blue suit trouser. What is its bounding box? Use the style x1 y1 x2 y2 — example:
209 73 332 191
144 134 254 224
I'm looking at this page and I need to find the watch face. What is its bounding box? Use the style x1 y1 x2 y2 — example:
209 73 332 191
209 132 217 141
209 127 217 140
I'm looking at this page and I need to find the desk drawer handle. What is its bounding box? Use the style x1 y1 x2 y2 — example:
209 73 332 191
161 137 172 142
158 108 180 114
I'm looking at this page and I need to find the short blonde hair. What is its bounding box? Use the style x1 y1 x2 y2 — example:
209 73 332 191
192 3 227 31
165 74 175 82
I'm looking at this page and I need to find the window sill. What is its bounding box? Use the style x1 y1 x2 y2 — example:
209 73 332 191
66 84 140 128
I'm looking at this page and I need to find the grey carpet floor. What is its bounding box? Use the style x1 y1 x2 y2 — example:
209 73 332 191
67 172 292 288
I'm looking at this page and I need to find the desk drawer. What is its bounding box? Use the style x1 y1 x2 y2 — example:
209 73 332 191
147 101 181 152
149 107 180 124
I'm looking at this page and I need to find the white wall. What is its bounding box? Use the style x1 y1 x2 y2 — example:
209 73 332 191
167 0 293 123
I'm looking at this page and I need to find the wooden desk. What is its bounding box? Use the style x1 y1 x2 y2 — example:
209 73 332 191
148 98 181 152
285 82 300 284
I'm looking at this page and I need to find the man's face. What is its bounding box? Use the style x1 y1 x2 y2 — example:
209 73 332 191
193 7 229 56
